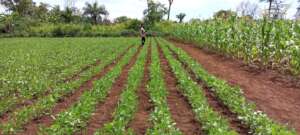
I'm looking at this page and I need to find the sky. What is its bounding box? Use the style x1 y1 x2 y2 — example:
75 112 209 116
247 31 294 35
0 0 298 21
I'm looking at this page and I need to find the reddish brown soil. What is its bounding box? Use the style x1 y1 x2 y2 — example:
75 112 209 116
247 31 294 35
202 87 250 135
172 40 300 133
127 42 153 135
16 46 134 135
158 45 203 135
76 46 143 135
167 45 251 134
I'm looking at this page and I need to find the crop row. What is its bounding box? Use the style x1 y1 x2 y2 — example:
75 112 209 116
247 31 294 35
43 45 140 135
0 43 130 117
157 19 300 75
145 41 182 135
0 38 135 99
160 38 296 135
96 42 149 135
158 39 238 135
0 40 136 134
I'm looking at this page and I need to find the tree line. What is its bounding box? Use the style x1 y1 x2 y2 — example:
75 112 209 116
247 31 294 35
0 0 299 37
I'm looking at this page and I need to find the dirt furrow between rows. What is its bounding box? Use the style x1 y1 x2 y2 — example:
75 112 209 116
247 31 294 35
158 45 203 135
172 40 300 133
17 46 135 135
167 45 251 135
76 46 143 135
127 42 153 135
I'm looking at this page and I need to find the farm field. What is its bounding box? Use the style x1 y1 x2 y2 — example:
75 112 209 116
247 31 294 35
0 37 298 135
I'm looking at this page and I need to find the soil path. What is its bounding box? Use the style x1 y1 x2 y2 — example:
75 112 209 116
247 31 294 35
158 45 203 135
127 42 153 135
17 46 135 135
76 46 143 135
167 46 250 135
172 40 300 133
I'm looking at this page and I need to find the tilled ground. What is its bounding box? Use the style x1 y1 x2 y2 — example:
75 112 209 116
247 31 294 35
3 38 299 135
158 45 203 135
76 46 143 135
171 40 300 133
167 45 251 135
127 42 153 135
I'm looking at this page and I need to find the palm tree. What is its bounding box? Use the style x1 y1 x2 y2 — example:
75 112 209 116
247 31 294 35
61 7 74 23
176 13 186 23
83 2 108 24
0 0 35 16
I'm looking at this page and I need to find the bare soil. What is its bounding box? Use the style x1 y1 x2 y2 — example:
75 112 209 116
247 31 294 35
168 45 250 135
127 42 153 135
76 46 143 135
171 40 300 133
158 45 203 135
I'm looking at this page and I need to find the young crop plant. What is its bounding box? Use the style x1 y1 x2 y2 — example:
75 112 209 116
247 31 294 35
158 40 238 135
161 39 296 135
0 42 134 134
42 46 139 135
145 42 182 135
95 43 149 135
0 38 131 100
0 43 129 117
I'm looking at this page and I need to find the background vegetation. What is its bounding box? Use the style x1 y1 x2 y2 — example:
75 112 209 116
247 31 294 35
1 0 300 74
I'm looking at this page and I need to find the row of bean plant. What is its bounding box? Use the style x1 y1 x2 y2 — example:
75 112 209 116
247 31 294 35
145 42 182 135
96 44 149 135
43 46 139 135
0 41 135 134
0 41 130 116
160 39 296 135
158 40 238 135
0 38 134 99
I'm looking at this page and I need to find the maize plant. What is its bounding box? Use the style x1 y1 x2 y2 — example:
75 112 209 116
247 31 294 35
156 17 300 75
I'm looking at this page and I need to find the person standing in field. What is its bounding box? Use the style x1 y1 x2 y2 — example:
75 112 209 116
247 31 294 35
140 24 146 46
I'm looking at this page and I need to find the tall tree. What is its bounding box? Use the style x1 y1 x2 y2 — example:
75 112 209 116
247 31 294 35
49 5 62 23
143 0 167 27
167 0 174 20
0 0 34 16
260 0 289 19
176 13 186 23
83 2 108 24
61 7 75 23
33 2 49 21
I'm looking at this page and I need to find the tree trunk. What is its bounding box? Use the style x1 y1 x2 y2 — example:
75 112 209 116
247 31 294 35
93 15 97 24
167 3 171 20
268 0 273 18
